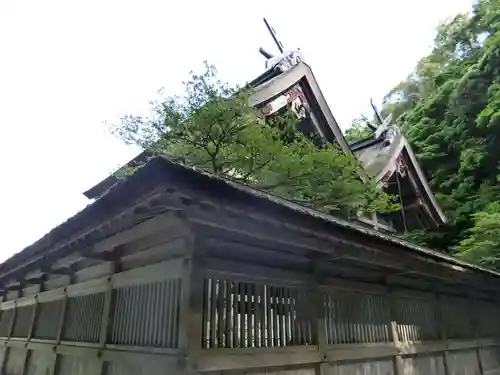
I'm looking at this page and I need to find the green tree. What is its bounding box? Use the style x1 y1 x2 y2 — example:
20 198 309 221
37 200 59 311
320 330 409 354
113 63 396 214
455 202 500 268
344 116 372 143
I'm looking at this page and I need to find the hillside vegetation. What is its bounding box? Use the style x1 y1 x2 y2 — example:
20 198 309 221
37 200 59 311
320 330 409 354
377 0 500 268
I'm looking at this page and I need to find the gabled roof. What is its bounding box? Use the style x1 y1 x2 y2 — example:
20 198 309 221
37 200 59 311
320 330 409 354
249 61 352 155
353 125 446 225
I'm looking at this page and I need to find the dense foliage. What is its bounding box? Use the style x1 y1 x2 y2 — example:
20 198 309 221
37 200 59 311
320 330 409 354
113 63 396 215
344 116 373 143
377 0 500 267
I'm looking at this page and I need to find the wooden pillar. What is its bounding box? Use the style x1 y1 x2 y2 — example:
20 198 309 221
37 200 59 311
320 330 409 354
56 293 68 345
386 283 403 375
27 297 38 341
17 297 39 375
1 303 16 375
99 277 114 348
99 252 122 349
312 259 328 375
315 287 327 352
435 294 451 375
0 346 7 375
468 293 485 375
48 291 69 375
98 248 123 375
178 233 204 375
7 302 16 340
0 302 10 374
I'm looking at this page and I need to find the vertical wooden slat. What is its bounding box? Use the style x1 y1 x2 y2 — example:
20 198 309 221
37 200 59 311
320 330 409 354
129 284 139 345
239 282 245 348
295 290 306 345
245 283 252 348
201 278 209 348
291 289 298 345
369 296 376 342
230 282 236 348
366 295 373 343
225 280 230 347
349 295 356 343
359 295 374 343
232 281 239 348
267 286 273 348
284 288 291 346
253 284 260 348
357 294 363 343
316 288 327 359
260 285 267 348
408 300 414 341
302 289 310 344
272 287 278 347
209 279 217 348
225 280 232 349
279 287 284 345
168 280 177 348
217 280 224 347
249 284 255 348
384 295 391 342
330 294 337 344
154 281 163 347
411 301 418 341
143 283 152 345
336 296 343 344
361 295 367 343
347 295 353 343
373 296 380 342
308 286 315 345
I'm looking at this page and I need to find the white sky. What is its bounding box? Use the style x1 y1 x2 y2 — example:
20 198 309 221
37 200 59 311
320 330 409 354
0 0 475 261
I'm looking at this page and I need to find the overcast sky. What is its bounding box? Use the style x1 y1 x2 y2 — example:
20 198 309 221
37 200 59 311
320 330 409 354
0 0 475 261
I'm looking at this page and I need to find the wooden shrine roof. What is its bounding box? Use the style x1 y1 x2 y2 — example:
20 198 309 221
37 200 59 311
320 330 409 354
2 156 499 294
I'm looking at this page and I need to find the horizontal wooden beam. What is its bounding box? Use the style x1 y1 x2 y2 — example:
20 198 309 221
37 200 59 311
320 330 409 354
42 266 75 276
24 274 47 286
194 338 500 372
196 346 321 372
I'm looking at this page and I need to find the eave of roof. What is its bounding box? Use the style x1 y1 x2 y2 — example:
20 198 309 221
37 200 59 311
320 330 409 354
0 157 168 278
372 138 447 224
5 156 499 280
83 150 153 199
249 62 352 156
